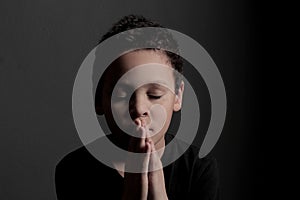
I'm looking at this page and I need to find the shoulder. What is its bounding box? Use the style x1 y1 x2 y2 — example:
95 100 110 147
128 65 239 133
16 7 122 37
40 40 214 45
54 141 119 199
164 133 218 181
55 142 106 180
56 145 90 169
56 136 111 171
164 133 217 169
163 134 220 199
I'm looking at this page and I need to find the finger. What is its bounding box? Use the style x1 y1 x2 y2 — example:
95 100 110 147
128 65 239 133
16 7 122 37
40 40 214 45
148 140 163 172
134 118 142 126
128 128 140 152
129 125 147 153
145 140 151 165
150 139 156 152
150 140 161 164
125 137 151 173
140 118 146 127
128 119 140 151
137 126 146 151
128 120 144 152
145 125 150 144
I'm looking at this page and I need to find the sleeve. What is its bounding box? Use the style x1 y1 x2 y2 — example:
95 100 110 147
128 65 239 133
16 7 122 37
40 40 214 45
54 156 84 200
54 150 112 200
54 159 74 200
190 156 220 200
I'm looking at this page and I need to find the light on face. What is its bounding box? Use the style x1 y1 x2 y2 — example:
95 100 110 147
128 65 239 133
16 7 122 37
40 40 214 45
111 64 174 138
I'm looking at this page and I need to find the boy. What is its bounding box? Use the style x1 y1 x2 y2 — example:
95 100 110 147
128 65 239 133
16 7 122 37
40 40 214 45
55 15 219 200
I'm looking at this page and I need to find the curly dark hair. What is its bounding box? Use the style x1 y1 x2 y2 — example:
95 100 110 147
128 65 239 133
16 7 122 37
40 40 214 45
95 15 183 114
99 14 183 74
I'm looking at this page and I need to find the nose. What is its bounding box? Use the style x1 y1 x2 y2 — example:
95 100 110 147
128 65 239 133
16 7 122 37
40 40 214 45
129 92 150 122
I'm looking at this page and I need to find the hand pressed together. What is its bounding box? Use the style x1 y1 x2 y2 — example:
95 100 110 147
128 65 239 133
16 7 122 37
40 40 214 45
122 120 168 200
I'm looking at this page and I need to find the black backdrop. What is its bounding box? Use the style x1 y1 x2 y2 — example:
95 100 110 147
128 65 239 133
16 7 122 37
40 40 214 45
0 0 263 199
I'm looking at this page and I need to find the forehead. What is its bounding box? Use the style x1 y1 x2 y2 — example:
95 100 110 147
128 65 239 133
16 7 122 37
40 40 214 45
114 50 171 72
104 50 175 89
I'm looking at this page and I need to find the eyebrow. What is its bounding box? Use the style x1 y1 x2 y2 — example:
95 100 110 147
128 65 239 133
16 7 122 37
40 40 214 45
111 77 175 93
149 80 170 86
147 82 170 90
116 81 170 89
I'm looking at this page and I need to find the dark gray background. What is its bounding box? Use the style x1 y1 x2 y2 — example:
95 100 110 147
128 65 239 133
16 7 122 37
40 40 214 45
0 0 263 199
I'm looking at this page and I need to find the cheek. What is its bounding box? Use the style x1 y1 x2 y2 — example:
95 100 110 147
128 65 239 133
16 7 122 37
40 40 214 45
111 101 127 112
148 104 167 134
161 101 176 130
149 102 174 136
110 101 131 125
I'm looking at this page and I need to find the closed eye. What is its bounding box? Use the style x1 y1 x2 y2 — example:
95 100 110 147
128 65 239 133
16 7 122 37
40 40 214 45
148 94 162 99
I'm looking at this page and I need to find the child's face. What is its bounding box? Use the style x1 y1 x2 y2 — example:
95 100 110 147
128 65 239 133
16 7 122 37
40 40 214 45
100 50 183 148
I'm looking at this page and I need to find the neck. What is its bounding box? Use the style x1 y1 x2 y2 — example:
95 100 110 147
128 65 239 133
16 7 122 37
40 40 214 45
154 136 165 158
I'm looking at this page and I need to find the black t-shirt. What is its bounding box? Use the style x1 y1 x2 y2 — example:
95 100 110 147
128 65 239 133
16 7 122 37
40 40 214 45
55 134 220 200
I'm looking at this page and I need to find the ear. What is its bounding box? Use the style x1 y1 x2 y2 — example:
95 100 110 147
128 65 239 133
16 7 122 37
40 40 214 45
173 81 184 112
